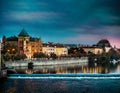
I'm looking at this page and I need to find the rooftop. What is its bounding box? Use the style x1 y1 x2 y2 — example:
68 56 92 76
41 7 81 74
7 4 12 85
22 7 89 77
81 46 102 49
18 28 29 37
43 43 65 48
7 36 18 41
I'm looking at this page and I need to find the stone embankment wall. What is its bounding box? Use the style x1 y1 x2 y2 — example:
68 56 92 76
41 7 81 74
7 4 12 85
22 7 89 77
5 57 88 67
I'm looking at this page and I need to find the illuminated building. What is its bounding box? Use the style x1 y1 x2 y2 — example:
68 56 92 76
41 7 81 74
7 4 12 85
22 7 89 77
97 39 111 53
82 46 103 54
2 29 42 59
42 43 68 56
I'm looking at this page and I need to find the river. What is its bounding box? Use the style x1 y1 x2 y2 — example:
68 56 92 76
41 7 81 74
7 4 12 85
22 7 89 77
1 62 120 93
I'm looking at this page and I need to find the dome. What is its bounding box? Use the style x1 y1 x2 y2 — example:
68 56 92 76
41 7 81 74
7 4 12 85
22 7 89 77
97 39 111 47
98 39 109 43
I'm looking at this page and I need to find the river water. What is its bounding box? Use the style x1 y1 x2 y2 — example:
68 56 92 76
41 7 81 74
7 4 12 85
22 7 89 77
1 62 120 93
15 62 120 74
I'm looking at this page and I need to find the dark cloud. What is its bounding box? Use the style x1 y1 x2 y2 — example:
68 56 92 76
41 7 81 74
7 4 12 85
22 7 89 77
0 0 120 47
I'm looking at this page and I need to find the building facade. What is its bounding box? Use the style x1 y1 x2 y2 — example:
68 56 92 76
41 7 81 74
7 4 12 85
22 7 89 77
42 43 68 56
82 46 103 54
2 29 68 59
2 29 42 59
97 39 111 53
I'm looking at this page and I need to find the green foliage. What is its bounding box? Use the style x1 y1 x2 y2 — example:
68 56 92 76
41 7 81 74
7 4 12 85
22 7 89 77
2 43 17 54
3 53 27 61
3 53 11 61
88 48 120 65
108 48 120 60
50 53 57 60
14 54 27 60
68 47 86 57
33 52 46 58
92 53 108 64
2 43 27 61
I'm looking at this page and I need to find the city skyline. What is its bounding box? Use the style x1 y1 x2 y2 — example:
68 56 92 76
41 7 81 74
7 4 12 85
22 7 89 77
1 0 120 48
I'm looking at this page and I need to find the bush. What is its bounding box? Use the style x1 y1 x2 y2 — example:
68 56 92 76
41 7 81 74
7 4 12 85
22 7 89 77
14 54 27 60
3 53 11 61
50 53 58 60
33 52 46 58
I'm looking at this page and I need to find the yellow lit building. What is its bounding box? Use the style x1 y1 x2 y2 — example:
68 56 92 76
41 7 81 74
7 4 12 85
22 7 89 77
56 47 68 56
42 43 68 56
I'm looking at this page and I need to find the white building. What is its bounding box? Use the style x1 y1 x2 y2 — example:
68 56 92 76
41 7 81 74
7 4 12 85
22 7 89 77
82 46 103 54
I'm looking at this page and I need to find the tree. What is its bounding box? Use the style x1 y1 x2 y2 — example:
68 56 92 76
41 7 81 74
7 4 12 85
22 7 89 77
68 47 86 57
108 48 119 60
20 54 27 60
33 52 46 58
14 54 27 60
3 43 17 54
3 53 11 61
50 53 57 60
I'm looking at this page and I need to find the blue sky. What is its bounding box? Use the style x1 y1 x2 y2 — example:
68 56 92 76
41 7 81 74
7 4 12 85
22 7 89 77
0 0 120 48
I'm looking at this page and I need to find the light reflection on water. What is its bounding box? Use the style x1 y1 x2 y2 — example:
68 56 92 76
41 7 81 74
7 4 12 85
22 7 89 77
13 62 120 74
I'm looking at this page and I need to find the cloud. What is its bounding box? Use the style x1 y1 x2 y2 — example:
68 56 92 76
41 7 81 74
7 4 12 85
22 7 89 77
13 1 49 11
3 11 59 21
107 36 120 48
0 0 120 48
63 34 101 45
63 34 120 48
69 25 120 37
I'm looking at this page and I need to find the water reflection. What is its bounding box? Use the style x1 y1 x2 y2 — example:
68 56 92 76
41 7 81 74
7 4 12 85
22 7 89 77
25 69 34 74
14 62 120 74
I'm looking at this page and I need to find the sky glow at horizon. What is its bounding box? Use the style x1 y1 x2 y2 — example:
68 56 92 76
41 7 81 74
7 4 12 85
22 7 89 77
0 0 120 48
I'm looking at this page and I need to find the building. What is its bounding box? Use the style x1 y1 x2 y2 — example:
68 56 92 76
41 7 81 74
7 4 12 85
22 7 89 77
82 46 103 54
117 49 120 54
2 29 42 59
42 43 68 56
97 39 111 53
81 39 112 54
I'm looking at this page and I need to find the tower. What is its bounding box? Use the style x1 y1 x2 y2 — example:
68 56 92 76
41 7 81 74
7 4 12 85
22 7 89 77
18 28 30 56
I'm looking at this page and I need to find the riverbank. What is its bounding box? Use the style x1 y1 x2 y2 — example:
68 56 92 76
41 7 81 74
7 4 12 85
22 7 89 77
5 57 88 67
